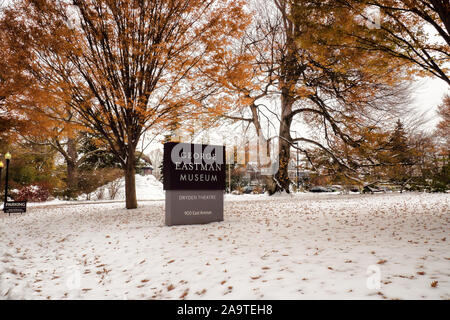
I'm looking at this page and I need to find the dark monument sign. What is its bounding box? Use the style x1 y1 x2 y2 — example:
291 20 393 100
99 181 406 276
163 142 225 226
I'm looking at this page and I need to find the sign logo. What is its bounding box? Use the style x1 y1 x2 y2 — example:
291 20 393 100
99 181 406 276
163 142 225 190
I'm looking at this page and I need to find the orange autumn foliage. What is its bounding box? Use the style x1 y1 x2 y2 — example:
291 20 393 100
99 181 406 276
1 0 250 208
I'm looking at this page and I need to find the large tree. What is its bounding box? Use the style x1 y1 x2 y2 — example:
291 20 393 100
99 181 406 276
294 0 450 85
2 0 248 208
1 9 102 197
202 0 413 193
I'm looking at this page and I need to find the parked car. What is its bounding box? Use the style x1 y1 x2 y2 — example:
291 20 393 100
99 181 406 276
362 185 385 194
329 185 343 192
243 186 254 194
309 186 330 193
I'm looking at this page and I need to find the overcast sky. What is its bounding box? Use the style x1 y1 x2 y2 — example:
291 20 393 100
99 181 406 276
412 77 448 130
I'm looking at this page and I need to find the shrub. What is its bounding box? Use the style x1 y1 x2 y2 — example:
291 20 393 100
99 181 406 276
15 183 51 202
234 186 243 194
95 187 105 200
108 178 122 200
78 168 123 200
253 185 264 194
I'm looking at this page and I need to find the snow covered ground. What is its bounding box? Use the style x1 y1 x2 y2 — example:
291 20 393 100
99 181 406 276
0 192 448 300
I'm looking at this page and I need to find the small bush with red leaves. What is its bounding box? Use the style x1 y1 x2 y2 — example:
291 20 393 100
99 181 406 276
15 184 51 202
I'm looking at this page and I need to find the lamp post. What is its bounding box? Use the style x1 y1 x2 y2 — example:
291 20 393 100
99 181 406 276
293 142 299 190
4 152 11 210
227 146 232 194
296 147 299 189
0 160 3 199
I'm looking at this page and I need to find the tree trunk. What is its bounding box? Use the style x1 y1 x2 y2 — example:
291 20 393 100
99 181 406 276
66 138 78 196
67 160 78 191
124 146 137 209
273 121 292 193
268 89 293 194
